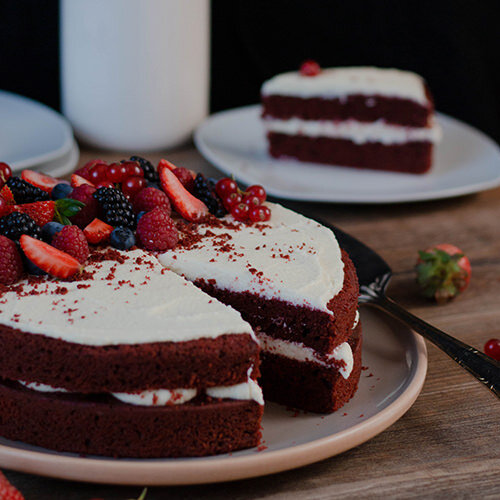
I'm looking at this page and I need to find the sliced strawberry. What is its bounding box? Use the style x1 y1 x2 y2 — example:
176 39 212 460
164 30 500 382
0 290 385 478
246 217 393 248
158 159 196 179
11 201 56 226
158 162 209 222
83 218 113 244
20 235 81 279
21 169 62 193
71 174 95 188
0 185 15 205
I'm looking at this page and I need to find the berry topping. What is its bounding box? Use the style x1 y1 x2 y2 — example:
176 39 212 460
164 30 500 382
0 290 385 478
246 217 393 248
0 162 13 189
133 187 171 215
122 176 148 200
110 226 136 250
231 202 250 222
21 169 61 193
249 205 271 222
51 183 73 200
193 173 226 217
74 159 107 180
8 201 56 227
6 177 49 203
83 218 114 244
0 196 8 217
0 469 24 500
95 180 115 189
0 212 42 241
20 234 81 279
52 225 90 264
246 185 267 204
416 244 471 304
158 162 209 222
173 167 195 192
215 177 238 198
0 185 15 205
106 162 128 183
93 187 136 229
0 235 23 285
69 184 99 228
222 192 242 210
41 221 64 242
242 194 261 207
130 155 159 184
121 160 144 179
136 207 178 251
71 174 95 188
484 339 500 361
300 60 321 77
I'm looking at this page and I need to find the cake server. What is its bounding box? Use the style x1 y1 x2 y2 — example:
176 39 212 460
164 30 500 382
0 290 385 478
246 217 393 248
325 221 500 398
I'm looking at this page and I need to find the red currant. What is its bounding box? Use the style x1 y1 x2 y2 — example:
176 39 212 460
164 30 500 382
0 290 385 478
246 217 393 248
246 185 266 203
300 60 321 77
89 164 109 183
121 161 143 178
96 180 115 189
222 192 242 210
249 205 271 223
242 194 261 207
216 177 238 198
107 163 128 183
122 176 147 199
231 202 250 222
0 162 12 187
484 338 500 361
173 167 195 192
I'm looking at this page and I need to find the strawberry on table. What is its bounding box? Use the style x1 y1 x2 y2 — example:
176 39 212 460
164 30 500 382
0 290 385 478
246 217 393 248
21 169 63 194
416 243 471 304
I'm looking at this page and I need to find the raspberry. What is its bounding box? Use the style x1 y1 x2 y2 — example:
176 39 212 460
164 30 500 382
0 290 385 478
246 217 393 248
69 184 99 228
133 187 171 215
130 155 159 184
6 177 49 203
0 235 23 284
193 174 226 217
0 212 42 241
173 167 195 192
300 60 321 77
136 208 178 251
51 225 89 263
93 187 136 229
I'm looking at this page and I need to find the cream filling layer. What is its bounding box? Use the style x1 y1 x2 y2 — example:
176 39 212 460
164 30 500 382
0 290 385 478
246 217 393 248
19 378 264 406
263 117 442 145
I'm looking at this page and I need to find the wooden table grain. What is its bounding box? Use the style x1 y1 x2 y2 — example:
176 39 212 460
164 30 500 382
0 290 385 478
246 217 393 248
4 146 500 499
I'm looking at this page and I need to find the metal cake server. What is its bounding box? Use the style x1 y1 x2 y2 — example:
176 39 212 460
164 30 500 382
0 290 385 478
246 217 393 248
323 220 500 398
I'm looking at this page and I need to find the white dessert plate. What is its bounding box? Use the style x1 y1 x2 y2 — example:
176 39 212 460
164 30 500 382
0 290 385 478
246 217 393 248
29 139 80 179
0 90 74 171
194 105 500 203
0 308 427 486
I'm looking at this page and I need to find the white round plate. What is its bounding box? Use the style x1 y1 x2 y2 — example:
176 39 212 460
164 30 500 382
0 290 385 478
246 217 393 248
0 308 427 486
194 105 500 203
30 139 80 179
0 90 74 171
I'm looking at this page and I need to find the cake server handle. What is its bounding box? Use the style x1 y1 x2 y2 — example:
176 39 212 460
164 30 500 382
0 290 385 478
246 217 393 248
366 292 500 398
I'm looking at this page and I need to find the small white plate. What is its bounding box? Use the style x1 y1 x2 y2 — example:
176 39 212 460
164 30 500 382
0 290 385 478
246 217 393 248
0 90 74 171
0 308 427 485
30 139 80 179
194 105 500 203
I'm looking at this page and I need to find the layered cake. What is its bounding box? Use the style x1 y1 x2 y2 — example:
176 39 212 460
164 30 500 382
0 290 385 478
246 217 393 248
0 157 361 457
261 63 441 173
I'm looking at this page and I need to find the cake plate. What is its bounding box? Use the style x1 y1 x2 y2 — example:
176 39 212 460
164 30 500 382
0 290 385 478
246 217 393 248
194 105 500 203
0 307 427 485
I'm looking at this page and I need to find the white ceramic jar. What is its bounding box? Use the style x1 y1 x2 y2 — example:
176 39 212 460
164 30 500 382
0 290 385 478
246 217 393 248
60 0 209 151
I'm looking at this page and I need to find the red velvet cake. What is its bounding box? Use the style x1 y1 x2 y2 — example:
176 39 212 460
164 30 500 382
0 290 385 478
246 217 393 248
0 157 361 457
261 64 441 173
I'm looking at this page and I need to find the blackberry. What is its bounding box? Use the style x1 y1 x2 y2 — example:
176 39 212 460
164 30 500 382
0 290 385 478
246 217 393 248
0 212 42 241
129 155 159 184
7 177 49 203
193 174 226 218
93 187 136 229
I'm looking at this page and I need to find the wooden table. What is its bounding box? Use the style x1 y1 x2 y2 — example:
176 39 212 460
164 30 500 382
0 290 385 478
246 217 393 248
4 146 500 499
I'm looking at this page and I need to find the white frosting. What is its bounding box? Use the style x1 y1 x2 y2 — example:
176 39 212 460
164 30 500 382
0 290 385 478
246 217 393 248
353 310 360 330
0 249 255 346
259 334 354 379
206 378 264 405
20 381 68 393
113 388 197 406
159 203 344 314
261 66 429 105
263 117 442 145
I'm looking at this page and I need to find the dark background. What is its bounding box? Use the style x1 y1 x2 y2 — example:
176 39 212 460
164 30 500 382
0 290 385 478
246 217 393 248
1 0 499 142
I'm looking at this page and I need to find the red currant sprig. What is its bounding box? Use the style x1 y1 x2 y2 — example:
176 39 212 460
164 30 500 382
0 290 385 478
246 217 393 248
215 177 270 223
0 162 12 189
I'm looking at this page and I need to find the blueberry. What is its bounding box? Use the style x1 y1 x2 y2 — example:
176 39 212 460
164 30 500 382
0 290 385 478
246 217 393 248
41 221 64 242
51 183 73 200
23 255 47 276
110 226 135 250
146 181 160 190
136 211 147 223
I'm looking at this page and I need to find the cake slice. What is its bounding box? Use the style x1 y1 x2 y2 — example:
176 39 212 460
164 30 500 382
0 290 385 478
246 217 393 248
159 202 361 413
0 249 263 458
261 64 441 173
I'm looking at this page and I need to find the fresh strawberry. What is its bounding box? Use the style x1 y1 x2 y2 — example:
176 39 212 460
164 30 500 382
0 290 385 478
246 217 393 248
52 225 89 263
20 235 81 279
21 169 62 193
4 199 84 227
0 236 23 285
83 218 113 244
0 186 15 205
0 470 24 499
416 243 471 304
71 174 95 188
158 161 208 222
158 159 195 191
69 184 98 228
